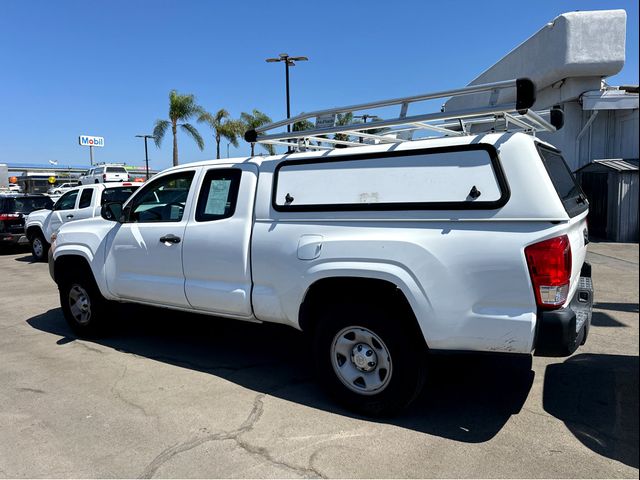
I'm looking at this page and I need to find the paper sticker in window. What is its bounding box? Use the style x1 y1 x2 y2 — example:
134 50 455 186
204 180 232 215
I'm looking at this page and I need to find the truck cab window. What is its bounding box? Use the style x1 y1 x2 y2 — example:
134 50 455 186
127 171 195 223
54 190 79 211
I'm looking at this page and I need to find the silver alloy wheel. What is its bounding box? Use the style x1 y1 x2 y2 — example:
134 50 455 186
331 326 393 395
32 237 44 258
68 284 92 325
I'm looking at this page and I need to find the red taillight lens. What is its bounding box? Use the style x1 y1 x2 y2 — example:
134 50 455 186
0 214 20 220
103 174 107 180
525 235 572 310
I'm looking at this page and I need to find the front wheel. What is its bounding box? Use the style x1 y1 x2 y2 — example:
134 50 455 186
314 302 427 416
31 231 49 262
59 270 110 337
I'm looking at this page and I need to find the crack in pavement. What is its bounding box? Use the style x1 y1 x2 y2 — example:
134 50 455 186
110 365 155 418
113 349 282 376
72 340 107 355
138 394 324 479
588 251 638 266
521 406 554 420
234 434 325 479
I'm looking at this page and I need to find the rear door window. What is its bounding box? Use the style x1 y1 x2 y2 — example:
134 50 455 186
106 167 127 173
78 188 94 208
537 145 588 217
195 169 241 221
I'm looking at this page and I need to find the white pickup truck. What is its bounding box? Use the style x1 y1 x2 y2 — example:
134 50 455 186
48 132 593 414
26 182 139 261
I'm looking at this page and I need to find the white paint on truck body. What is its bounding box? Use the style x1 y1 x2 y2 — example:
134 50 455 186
51 132 588 354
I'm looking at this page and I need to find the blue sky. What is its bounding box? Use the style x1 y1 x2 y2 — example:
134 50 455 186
1 0 638 170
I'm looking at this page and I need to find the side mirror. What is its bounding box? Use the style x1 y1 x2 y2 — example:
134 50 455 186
101 202 124 222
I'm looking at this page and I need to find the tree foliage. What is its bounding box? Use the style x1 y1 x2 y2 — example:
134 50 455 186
240 109 275 156
333 112 354 148
153 90 205 166
198 108 244 159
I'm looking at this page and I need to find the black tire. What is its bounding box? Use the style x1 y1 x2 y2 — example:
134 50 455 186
30 230 50 262
59 268 110 337
314 301 427 416
94 179 100 184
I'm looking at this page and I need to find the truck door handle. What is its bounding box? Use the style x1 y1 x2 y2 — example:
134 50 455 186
66 214 74 219
160 234 181 244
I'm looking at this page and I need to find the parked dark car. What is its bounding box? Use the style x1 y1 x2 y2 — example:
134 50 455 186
0 194 54 251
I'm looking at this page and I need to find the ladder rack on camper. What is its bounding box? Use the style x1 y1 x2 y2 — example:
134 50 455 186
244 78 564 152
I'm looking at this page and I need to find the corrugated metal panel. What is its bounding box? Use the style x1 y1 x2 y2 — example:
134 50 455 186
608 172 618 241
616 172 639 242
593 159 639 171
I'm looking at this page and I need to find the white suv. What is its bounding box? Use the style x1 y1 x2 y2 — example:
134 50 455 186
79 165 129 184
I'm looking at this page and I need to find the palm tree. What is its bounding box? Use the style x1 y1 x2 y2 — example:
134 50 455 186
293 119 314 132
333 112 354 148
240 109 275 156
153 90 205 167
198 109 243 159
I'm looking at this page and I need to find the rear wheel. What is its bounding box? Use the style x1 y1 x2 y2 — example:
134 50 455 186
314 302 427 416
59 269 110 337
31 230 49 262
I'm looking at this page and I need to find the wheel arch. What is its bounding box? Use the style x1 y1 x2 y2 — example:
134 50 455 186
26 224 44 241
298 276 428 348
53 254 94 285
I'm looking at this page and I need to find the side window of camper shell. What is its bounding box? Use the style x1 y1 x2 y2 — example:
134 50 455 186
536 145 588 218
272 144 509 211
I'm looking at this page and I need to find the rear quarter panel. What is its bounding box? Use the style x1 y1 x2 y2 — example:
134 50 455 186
250 133 578 354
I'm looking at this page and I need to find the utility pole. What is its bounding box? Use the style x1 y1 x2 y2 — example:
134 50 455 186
135 134 155 180
354 114 381 143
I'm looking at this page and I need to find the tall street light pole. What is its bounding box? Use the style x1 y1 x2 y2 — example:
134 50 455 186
135 134 155 180
354 114 381 143
266 53 308 150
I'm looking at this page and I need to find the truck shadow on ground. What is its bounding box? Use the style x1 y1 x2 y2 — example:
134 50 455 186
543 353 639 469
27 306 535 442
12 254 37 263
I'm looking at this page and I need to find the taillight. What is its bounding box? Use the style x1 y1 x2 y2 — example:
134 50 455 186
0 214 20 220
525 235 572 310
103 174 107 181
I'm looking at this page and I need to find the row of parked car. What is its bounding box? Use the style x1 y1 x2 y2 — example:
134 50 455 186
0 182 141 258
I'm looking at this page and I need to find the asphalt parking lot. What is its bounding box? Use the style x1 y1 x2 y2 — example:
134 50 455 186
0 243 637 478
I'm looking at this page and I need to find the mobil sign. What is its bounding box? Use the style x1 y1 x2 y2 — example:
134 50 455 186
79 135 105 147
